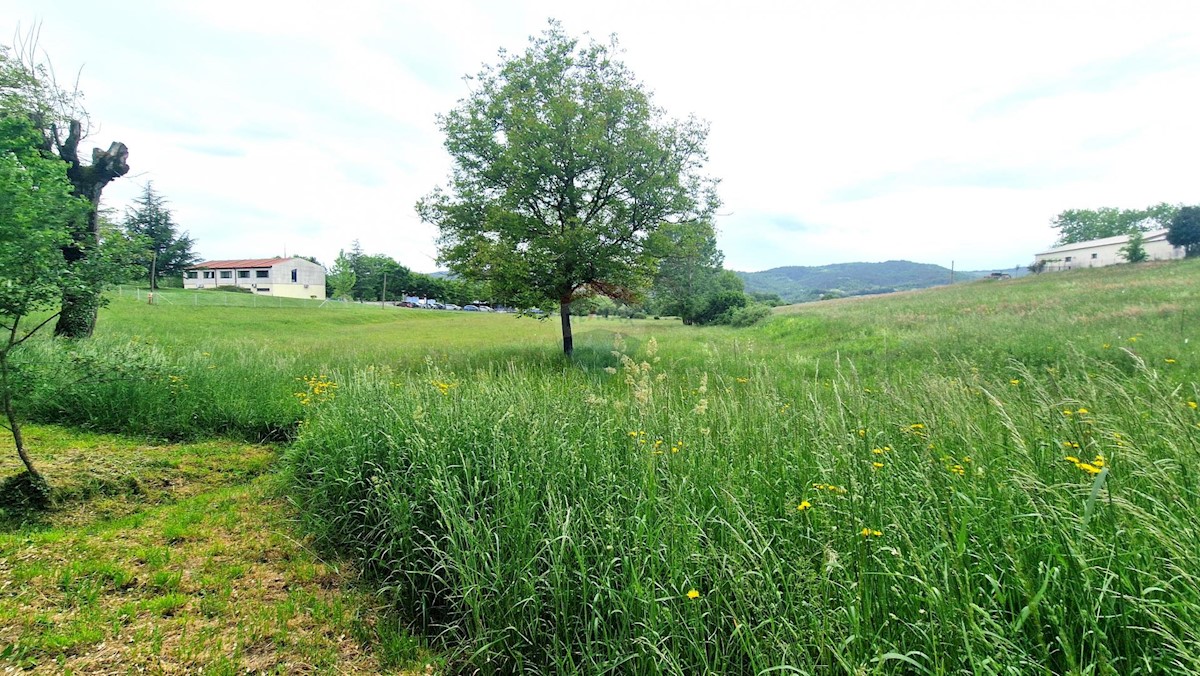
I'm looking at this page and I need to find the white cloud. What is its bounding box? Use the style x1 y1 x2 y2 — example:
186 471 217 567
3 0 1199 273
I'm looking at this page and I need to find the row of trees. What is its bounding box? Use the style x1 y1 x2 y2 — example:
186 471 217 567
327 241 490 306
1050 203 1200 261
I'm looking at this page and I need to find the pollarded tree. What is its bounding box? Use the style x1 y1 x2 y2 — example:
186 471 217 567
417 22 719 356
3 37 130 338
124 182 197 289
1167 206 1200 257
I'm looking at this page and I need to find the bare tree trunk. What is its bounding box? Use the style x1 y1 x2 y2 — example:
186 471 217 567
52 121 129 338
559 297 574 357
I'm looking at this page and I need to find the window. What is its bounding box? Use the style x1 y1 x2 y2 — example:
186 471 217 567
1091 253 1098 259
1064 256 1073 263
257 288 270 293
186 271 198 279
256 270 269 278
203 271 215 279
290 269 298 282
238 270 250 278
219 271 232 279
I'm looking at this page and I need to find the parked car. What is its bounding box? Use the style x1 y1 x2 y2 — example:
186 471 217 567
395 301 417 308
463 304 479 311
478 305 494 312
443 303 460 311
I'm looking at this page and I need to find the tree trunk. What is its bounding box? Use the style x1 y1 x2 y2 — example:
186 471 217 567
1 349 39 480
52 121 130 338
559 297 574 357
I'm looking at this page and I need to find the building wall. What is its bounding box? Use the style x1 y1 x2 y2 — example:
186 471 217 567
183 258 326 299
1034 231 1184 272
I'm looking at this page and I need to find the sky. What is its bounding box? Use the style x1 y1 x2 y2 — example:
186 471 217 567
2 0 1199 273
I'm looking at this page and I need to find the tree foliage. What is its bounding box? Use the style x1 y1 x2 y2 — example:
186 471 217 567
647 221 724 324
328 250 357 300
123 182 197 289
417 22 718 355
1051 203 1178 246
1167 206 1200 257
1119 230 1148 263
0 103 88 480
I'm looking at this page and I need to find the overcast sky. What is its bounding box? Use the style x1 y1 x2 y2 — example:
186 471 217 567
3 1 1198 272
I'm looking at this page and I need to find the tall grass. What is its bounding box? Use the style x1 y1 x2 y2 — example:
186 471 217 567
11 263 1200 672
285 340 1200 673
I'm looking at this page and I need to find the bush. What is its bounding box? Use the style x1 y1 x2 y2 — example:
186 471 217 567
728 303 771 327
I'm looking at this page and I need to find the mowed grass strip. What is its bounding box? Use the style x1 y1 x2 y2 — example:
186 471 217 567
0 427 433 674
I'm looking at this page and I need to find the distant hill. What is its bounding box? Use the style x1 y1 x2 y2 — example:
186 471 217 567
736 260 991 304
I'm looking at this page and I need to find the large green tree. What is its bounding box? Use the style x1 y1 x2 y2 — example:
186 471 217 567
1167 206 1200 257
0 108 88 482
1051 203 1178 246
417 22 718 356
124 181 197 289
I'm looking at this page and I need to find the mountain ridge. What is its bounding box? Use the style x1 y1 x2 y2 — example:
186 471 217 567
735 260 1027 303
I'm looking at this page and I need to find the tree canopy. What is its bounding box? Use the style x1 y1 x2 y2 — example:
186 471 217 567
0 101 88 481
1051 203 1178 246
1167 206 1200 257
417 22 719 355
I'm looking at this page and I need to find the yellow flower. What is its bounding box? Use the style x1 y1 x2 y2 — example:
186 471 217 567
1165 358 1177 364
735 377 749 384
1010 379 1021 385
1076 408 1088 415
872 461 884 469
1102 343 1111 349
797 500 812 511
1189 401 1198 410
857 428 866 437
1077 462 1102 475
860 528 883 538
1064 456 1080 464
686 589 700 599
872 448 884 455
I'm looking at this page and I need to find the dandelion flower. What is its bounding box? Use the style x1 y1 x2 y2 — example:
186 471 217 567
797 500 812 511
1077 408 1089 414
1189 401 1198 410
860 528 883 538
872 461 884 469
1010 379 1021 385
686 589 700 599
1166 358 1177 364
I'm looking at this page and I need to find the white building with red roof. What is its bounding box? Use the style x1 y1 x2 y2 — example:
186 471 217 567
184 257 326 299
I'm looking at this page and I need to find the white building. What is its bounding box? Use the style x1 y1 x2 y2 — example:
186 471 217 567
1033 229 1184 272
184 257 326 299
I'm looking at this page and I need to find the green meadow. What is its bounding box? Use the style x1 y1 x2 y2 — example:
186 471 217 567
4 260 1200 674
